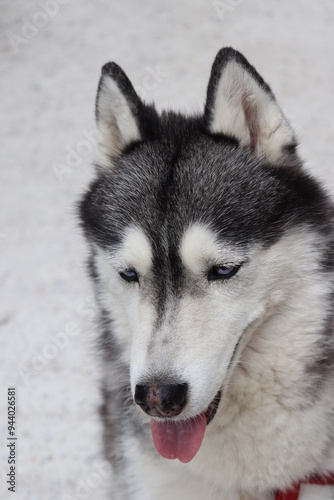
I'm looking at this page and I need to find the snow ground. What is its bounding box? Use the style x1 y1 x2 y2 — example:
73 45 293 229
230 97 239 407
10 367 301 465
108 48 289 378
0 1 334 499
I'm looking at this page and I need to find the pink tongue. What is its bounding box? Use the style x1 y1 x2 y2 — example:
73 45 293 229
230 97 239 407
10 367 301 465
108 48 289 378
150 414 206 463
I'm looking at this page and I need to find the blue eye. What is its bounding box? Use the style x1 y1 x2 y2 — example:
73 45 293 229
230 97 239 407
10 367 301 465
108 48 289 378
119 269 139 283
208 264 241 281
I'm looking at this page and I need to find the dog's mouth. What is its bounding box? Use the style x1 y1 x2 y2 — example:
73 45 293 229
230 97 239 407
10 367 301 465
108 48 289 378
204 389 222 425
150 389 222 464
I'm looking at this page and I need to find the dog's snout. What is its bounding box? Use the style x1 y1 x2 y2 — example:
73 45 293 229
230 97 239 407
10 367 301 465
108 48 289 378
134 382 188 418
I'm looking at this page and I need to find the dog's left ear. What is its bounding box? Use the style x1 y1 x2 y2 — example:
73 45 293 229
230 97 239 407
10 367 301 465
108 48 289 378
204 48 297 162
95 62 142 169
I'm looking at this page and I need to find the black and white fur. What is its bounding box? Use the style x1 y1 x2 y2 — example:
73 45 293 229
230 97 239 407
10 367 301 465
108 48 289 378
79 48 334 499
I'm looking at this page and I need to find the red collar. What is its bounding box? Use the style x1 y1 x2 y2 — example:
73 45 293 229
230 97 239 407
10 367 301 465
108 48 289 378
275 473 334 500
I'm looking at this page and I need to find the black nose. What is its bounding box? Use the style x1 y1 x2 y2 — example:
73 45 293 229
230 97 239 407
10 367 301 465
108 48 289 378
134 382 188 418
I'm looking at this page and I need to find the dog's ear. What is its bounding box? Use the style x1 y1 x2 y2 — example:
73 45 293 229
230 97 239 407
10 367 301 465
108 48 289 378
204 48 297 162
95 63 142 169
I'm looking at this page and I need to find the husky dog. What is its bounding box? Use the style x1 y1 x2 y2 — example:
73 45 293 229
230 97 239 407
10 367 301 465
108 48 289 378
79 48 334 499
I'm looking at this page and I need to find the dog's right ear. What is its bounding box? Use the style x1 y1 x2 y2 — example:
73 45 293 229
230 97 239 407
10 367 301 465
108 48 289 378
95 63 142 169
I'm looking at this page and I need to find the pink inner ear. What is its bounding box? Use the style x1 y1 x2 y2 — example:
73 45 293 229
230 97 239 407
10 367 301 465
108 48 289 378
242 91 259 152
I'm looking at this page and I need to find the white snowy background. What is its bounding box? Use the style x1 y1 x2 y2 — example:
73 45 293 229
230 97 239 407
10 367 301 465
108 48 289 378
1 1 334 499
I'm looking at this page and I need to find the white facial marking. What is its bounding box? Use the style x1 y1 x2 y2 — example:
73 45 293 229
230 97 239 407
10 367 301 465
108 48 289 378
91 227 153 367
179 223 244 273
108 225 153 274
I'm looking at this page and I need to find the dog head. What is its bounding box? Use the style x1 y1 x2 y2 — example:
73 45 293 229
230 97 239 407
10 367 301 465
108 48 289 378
80 48 331 462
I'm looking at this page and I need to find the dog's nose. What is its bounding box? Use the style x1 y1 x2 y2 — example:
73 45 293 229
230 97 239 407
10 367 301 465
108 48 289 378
134 382 188 418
